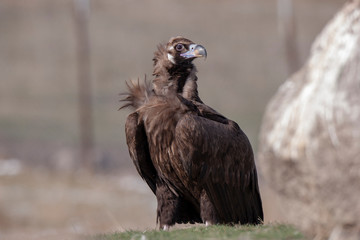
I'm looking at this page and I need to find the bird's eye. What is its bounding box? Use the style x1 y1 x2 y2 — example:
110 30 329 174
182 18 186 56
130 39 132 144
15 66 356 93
175 44 184 51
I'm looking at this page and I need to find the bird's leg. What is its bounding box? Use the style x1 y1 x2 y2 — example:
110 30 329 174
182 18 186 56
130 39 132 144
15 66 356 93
156 180 179 230
200 190 219 226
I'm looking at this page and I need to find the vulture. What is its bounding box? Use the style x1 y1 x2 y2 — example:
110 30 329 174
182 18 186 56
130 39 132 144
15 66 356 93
121 36 263 229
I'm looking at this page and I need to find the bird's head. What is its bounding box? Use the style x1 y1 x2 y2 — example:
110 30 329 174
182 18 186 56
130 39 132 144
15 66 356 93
165 36 207 65
152 36 206 99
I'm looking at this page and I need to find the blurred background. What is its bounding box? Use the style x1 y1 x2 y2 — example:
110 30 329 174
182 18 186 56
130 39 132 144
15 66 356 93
0 0 347 239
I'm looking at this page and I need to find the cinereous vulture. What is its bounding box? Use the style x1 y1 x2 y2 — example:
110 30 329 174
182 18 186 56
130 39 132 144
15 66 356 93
120 36 263 229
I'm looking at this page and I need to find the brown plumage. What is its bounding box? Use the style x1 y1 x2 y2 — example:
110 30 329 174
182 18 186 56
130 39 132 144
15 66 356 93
120 36 263 229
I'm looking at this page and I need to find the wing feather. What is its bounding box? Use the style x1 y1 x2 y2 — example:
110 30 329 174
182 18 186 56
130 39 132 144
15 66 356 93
175 109 263 224
125 112 157 194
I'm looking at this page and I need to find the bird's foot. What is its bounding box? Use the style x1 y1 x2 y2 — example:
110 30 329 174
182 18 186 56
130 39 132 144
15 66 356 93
205 221 213 227
162 225 169 231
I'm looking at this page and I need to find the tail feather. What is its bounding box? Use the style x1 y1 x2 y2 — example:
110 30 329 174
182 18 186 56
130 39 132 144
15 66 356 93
119 77 153 110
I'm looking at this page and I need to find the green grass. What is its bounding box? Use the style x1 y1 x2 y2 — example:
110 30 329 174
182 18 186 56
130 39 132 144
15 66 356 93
94 224 306 240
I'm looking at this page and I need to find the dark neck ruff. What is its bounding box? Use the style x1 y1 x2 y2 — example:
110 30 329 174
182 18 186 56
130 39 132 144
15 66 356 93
167 62 193 93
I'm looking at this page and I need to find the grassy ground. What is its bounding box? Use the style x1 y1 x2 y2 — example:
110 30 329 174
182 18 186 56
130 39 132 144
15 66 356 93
95 224 306 240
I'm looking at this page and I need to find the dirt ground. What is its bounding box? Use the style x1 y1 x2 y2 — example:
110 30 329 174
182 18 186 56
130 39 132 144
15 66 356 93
0 167 285 240
0 168 156 239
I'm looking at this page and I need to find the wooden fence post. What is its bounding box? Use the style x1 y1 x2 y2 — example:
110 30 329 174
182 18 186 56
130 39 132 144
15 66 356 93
73 0 94 171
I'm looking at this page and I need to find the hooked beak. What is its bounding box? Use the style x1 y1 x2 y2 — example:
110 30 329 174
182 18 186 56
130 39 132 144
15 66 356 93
180 44 207 59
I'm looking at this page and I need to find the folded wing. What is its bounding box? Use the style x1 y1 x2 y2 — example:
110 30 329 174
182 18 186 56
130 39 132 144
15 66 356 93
175 107 263 224
125 112 157 194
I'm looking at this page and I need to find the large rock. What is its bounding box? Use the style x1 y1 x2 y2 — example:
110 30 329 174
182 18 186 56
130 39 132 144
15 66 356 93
258 1 360 239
